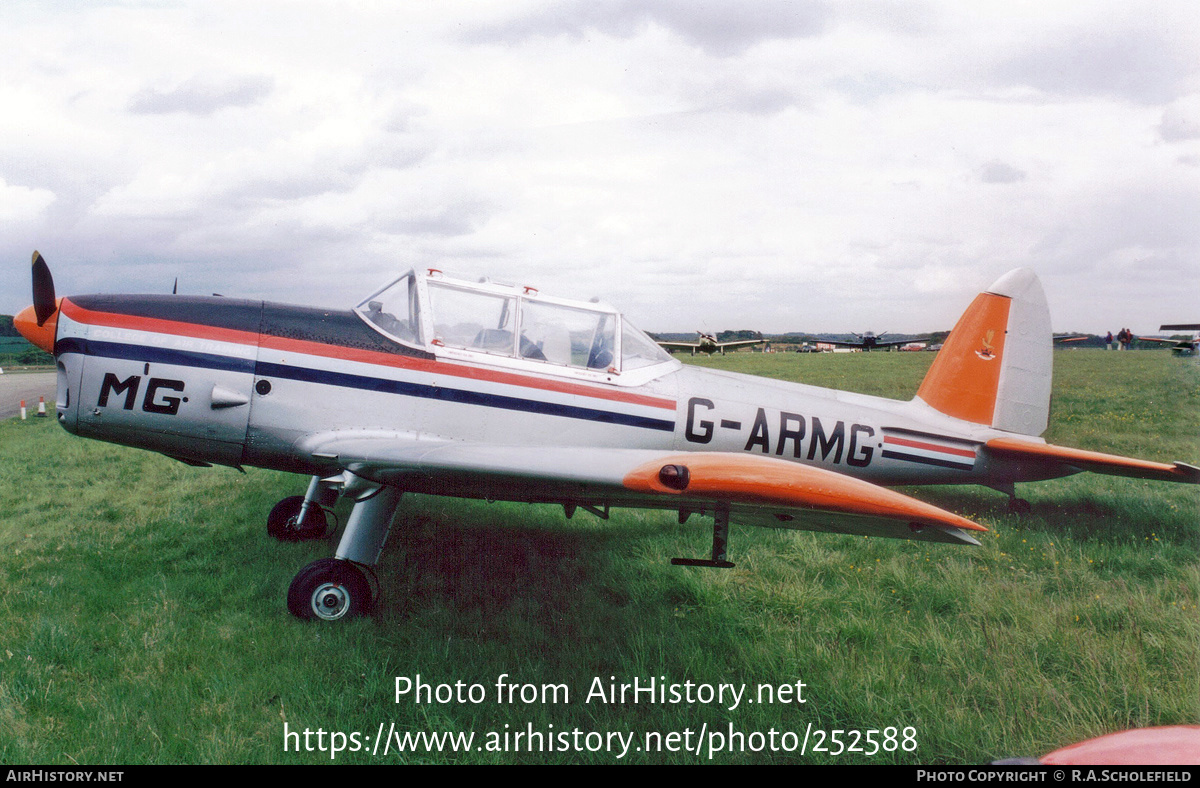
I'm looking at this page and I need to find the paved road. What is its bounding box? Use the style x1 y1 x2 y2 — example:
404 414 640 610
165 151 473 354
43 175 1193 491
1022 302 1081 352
0 372 57 420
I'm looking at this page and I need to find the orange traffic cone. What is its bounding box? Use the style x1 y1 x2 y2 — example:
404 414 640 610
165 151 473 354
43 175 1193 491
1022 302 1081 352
36 396 47 417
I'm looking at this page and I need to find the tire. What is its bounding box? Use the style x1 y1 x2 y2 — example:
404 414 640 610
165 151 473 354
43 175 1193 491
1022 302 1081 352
267 495 328 541
287 558 372 621
1007 498 1033 514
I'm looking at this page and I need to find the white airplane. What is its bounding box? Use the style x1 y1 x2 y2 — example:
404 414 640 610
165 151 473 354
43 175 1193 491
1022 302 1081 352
820 331 923 352
656 331 766 355
15 253 1199 621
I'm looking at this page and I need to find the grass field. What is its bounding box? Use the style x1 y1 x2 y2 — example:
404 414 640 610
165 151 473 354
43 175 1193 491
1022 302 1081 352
0 335 53 369
0 350 1196 764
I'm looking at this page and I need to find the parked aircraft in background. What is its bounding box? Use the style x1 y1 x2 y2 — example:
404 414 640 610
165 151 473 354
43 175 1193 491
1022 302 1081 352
821 331 924 352
1139 324 1199 356
656 331 765 355
15 253 1199 621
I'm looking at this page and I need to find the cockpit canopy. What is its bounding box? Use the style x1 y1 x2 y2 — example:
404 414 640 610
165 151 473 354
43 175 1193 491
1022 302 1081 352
355 270 674 378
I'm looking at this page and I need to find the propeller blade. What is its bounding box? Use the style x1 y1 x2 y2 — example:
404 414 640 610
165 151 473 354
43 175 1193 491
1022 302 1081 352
32 250 57 327
173 277 178 295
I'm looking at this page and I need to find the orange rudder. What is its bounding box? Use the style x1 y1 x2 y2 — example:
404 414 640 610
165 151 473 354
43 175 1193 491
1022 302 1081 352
915 269 1052 436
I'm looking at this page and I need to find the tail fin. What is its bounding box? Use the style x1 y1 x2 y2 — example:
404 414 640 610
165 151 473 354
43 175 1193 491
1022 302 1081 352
915 268 1052 436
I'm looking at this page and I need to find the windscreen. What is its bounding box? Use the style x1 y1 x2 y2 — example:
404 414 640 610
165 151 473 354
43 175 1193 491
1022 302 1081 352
357 273 421 345
621 320 674 370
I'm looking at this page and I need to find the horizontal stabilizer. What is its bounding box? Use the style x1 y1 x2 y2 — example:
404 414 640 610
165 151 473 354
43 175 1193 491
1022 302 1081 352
986 438 1200 484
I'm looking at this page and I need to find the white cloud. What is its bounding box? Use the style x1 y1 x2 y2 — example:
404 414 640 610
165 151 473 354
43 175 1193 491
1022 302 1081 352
128 75 275 116
0 177 55 222
0 0 1195 336
1159 94 1200 142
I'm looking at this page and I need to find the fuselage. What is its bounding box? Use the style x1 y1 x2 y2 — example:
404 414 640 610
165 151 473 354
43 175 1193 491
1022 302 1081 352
43 292 1052 495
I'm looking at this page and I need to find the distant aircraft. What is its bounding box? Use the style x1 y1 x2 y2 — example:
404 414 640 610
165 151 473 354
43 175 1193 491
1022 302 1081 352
1138 324 1199 356
15 253 1199 621
821 331 924 352
657 331 766 355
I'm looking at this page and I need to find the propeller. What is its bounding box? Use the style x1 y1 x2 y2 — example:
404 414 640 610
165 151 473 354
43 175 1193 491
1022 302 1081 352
32 250 56 326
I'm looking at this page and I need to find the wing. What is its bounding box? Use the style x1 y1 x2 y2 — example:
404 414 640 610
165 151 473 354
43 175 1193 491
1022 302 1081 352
298 432 987 545
986 438 1200 484
656 341 701 351
821 337 916 349
714 339 767 351
1137 336 1190 347
870 338 924 348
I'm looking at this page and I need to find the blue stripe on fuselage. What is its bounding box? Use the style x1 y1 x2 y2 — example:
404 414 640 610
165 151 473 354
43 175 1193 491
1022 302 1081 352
254 362 673 431
58 338 256 374
61 338 675 432
880 449 974 471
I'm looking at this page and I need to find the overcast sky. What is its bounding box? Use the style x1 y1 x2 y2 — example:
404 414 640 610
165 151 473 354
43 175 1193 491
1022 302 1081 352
2 0 1197 335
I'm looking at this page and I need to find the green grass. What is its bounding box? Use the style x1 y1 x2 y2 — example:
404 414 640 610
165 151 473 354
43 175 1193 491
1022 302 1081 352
0 334 53 367
0 350 1196 764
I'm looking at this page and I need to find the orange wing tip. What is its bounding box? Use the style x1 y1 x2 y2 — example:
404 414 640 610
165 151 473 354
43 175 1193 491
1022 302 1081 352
987 438 1200 484
623 453 987 533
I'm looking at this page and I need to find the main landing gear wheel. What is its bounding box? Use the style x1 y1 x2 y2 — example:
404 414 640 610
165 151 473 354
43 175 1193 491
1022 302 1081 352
267 495 328 541
287 558 372 621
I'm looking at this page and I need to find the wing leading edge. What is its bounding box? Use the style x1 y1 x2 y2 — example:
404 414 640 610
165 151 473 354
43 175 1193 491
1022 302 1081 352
298 432 986 545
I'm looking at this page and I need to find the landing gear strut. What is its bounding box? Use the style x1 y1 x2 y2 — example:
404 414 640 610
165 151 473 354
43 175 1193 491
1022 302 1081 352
284 472 403 621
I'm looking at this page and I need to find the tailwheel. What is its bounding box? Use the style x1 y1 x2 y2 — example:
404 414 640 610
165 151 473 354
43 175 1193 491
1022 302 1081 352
267 495 329 541
287 558 373 621
1007 497 1032 514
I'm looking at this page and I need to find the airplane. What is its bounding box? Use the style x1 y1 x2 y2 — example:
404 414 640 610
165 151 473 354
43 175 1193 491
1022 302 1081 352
1137 324 1199 356
14 252 1200 622
656 331 766 355
820 331 923 352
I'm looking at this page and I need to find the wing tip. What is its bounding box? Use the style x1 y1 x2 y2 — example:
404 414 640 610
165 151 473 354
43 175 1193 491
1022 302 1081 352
1173 462 1200 483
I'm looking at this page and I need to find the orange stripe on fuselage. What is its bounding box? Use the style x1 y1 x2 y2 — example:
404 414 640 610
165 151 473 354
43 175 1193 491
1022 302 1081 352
883 435 977 458
916 292 1010 426
59 298 676 411
61 298 259 346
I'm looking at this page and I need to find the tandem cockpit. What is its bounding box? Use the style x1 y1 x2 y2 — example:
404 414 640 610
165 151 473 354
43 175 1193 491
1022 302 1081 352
354 269 679 384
